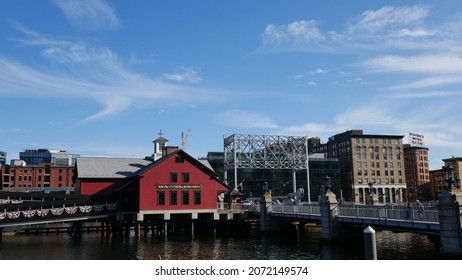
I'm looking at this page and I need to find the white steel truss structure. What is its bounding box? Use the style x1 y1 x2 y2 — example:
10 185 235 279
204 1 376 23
224 134 311 202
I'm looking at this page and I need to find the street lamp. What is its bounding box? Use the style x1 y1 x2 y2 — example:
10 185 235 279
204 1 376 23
443 165 455 190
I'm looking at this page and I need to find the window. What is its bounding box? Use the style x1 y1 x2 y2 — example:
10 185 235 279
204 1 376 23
182 172 190 183
157 191 165 206
175 157 185 163
170 191 177 205
169 172 178 183
182 191 190 205
194 191 201 205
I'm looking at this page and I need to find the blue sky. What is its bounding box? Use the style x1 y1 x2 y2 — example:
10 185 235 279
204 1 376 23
0 0 461 170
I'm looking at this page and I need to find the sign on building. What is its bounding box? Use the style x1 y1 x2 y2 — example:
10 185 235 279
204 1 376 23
408 132 424 146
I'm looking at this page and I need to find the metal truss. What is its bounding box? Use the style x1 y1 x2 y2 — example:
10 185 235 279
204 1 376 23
224 134 308 171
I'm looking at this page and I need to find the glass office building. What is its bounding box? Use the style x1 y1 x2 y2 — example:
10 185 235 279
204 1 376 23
205 152 340 201
19 149 79 166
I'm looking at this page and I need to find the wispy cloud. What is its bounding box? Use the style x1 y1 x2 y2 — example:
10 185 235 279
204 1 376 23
257 5 461 53
50 0 119 31
216 110 279 129
163 67 204 84
346 5 430 35
260 20 326 52
1 25 221 123
363 54 462 74
391 76 462 90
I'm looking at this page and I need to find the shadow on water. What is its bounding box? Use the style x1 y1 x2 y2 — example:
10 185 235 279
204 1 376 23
0 224 443 260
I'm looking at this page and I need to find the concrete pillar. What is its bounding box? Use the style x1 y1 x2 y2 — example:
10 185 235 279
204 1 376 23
364 226 377 260
438 189 462 256
320 189 339 241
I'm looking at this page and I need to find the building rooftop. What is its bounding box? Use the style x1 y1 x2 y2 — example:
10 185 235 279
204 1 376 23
76 157 152 179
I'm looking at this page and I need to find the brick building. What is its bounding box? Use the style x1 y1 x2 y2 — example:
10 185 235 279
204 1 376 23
1 164 75 193
403 144 430 201
309 130 406 203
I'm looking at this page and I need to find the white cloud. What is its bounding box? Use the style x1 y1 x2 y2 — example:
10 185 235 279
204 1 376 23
0 27 221 123
51 0 119 30
393 91 462 98
280 122 342 137
347 5 430 35
257 5 462 53
260 20 325 52
363 54 462 74
217 110 279 129
391 75 462 90
392 28 434 38
163 67 204 84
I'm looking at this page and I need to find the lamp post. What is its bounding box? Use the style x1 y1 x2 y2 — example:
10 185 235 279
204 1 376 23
443 165 455 191
366 181 374 205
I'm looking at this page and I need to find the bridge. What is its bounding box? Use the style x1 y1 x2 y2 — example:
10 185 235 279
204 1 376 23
252 187 462 256
260 203 440 234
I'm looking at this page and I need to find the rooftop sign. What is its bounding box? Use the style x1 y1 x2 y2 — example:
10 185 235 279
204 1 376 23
408 132 424 146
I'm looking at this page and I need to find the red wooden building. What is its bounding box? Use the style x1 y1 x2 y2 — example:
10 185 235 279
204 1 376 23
76 149 237 224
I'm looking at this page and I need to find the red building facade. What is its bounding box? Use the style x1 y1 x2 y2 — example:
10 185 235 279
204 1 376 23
1 164 75 192
76 149 234 222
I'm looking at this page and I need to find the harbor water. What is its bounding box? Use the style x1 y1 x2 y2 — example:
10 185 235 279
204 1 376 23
0 224 441 260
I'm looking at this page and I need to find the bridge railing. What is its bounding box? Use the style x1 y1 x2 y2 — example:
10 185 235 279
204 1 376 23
337 205 439 223
271 204 321 216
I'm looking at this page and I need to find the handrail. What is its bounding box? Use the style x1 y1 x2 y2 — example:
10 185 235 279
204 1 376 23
266 204 439 223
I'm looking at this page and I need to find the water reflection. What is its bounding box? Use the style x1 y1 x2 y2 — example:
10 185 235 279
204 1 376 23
0 225 442 260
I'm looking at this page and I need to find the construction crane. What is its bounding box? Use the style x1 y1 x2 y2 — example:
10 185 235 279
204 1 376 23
181 129 190 151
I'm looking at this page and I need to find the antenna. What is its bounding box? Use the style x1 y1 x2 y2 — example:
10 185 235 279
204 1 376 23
182 129 190 150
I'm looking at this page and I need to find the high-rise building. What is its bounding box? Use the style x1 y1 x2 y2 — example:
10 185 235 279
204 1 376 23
19 149 79 166
403 144 430 201
309 130 406 203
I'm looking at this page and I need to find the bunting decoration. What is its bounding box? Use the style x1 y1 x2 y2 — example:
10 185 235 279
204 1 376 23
93 204 105 212
36 209 49 217
65 206 78 215
0 199 10 205
7 211 20 219
0 202 118 221
22 210 36 218
51 208 64 216
79 205 92 213
106 203 118 211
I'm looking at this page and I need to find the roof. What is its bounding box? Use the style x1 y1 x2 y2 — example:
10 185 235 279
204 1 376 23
198 159 214 171
76 157 152 179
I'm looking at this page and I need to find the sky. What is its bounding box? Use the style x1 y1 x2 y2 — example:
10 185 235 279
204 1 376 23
0 0 461 170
